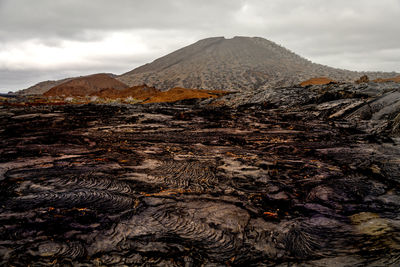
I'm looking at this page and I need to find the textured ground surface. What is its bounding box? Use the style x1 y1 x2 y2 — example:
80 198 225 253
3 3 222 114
1 83 400 266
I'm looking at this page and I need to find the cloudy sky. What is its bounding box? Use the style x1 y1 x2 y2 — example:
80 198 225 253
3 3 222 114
1 0 400 93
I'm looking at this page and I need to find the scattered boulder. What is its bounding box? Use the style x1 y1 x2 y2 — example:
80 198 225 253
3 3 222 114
355 75 370 84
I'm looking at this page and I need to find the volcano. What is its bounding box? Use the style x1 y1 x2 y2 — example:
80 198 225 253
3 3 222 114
118 36 367 91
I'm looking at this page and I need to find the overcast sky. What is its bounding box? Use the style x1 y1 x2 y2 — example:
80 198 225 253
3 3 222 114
1 0 400 93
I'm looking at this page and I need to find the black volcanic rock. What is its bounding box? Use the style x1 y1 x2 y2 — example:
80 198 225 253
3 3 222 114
1 81 400 265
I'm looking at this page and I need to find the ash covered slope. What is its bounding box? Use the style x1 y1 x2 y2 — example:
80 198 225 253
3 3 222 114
17 78 74 96
118 36 384 91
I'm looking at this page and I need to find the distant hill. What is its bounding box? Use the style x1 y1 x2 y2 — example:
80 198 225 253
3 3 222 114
117 36 398 91
18 73 121 96
17 36 399 95
43 74 128 97
17 78 74 95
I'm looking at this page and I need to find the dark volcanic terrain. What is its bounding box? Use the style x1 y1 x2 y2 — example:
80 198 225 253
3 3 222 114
1 82 400 266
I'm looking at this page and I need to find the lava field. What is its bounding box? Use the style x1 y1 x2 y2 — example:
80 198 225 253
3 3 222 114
1 85 400 266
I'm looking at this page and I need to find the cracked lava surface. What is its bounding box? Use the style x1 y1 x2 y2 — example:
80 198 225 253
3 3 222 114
1 99 400 266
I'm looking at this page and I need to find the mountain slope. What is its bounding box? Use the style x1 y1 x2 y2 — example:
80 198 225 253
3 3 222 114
117 36 368 91
17 78 74 95
43 73 128 97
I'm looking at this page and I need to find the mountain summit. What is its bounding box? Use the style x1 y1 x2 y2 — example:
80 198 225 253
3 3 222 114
118 36 359 91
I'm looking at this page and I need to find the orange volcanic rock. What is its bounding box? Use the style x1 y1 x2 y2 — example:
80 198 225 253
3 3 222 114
91 85 228 103
44 74 128 97
143 88 228 103
92 85 160 100
373 75 400 83
300 77 336 87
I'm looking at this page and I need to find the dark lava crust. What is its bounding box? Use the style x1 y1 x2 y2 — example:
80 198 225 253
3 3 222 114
1 92 400 266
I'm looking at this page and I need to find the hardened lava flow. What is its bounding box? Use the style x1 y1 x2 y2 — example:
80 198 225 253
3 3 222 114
1 82 400 266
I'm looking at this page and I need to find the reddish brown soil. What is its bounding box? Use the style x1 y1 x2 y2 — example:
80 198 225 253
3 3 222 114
300 77 336 87
92 86 228 103
373 75 400 83
143 87 227 103
92 85 161 100
44 74 128 96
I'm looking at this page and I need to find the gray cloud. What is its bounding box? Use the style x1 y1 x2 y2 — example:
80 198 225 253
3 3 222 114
0 0 239 41
1 0 400 92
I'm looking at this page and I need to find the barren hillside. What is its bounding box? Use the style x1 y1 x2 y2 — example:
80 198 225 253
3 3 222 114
118 36 397 91
43 74 128 97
